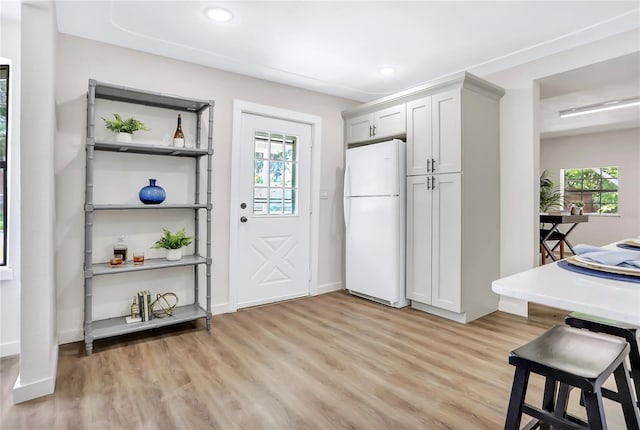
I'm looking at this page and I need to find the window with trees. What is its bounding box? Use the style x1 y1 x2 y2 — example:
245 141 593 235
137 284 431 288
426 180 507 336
0 65 8 265
562 167 618 214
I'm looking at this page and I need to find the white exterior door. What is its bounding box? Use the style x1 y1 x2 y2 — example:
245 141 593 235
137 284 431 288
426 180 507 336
234 112 312 308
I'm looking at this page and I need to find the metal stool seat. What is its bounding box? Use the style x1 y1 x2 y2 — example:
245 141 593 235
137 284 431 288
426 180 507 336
504 325 640 429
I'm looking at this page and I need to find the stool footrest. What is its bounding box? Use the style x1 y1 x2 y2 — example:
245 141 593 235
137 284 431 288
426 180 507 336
522 404 586 429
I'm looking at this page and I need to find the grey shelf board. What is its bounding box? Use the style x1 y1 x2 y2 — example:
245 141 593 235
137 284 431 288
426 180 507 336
91 303 207 340
92 255 207 276
94 80 212 113
93 140 208 157
92 203 208 211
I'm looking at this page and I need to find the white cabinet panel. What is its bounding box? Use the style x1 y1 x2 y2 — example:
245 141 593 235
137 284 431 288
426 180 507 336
406 97 432 176
345 104 406 144
406 176 432 303
345 115 373 144
432 89 461 174
407 90 461 176
430 173 461 312
406 173 461 312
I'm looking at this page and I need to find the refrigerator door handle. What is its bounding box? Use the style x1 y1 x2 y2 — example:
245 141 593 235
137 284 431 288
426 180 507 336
343 163 351 228
343 196 350 229
343 162 351 198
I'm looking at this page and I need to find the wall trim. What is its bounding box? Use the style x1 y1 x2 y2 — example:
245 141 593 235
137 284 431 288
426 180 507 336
0 340 19 357
13 341 58 404
317 281 344 295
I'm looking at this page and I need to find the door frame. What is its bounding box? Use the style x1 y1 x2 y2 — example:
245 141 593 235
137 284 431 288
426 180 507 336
229 100 322 312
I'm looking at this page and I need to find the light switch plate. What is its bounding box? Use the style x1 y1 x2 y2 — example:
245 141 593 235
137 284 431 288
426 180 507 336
319 189 329 199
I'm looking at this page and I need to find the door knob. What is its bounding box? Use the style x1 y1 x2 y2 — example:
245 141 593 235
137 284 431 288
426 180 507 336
240 202 247 209
240 216 248 223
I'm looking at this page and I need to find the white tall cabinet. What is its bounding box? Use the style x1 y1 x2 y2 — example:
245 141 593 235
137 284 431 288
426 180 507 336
343 72 504 323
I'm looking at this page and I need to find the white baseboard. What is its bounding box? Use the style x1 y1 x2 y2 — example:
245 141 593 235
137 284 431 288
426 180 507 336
57 329 83 345
13 341 58 404
317 281 344 295
0 340 20 358
498 296 528 317
211 302 229 315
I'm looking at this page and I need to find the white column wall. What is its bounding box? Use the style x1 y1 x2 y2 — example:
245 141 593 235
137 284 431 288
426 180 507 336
0 1 22 357
13 0 58 403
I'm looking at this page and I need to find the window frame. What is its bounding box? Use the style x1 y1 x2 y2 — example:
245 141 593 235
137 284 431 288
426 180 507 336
0 64 9 266
561 167 619 215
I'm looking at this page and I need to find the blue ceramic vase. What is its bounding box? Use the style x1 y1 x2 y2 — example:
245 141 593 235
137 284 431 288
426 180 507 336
139 179 166 204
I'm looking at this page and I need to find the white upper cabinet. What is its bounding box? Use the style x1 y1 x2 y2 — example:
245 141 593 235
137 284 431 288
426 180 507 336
407 90 461 176
345 104 406 144
406 97 432 176
432 89 461 174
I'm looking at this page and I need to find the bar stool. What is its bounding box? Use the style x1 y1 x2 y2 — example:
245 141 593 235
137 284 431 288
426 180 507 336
504 325 640 430
565 312 640 407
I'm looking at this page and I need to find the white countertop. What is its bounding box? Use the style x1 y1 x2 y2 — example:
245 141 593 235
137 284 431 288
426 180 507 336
492 257 640 325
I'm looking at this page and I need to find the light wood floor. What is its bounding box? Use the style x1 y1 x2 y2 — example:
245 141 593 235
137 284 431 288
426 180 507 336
1 291 628 429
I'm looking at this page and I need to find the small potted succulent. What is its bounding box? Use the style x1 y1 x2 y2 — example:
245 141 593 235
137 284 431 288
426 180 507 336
152 228 193 261
102 113 150 142
571 201 585 215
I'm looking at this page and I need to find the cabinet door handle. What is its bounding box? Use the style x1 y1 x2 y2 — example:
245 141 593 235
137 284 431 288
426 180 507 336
426 158 431 172
369 125 373 137
432 158 436 172
426 177 430 190
372 124 376 136
431 176 435 190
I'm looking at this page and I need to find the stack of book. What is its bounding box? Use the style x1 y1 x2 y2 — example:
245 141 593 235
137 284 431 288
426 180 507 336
137 290 153 322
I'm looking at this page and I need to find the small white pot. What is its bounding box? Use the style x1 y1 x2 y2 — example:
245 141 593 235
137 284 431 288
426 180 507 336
116 132 133 143
166 248 182 261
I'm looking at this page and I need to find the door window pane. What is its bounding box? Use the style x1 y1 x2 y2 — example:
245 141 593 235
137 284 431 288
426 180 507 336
253 131 299 216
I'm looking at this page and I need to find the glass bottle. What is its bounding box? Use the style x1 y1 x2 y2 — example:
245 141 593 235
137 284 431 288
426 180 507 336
113 235 128 263
173 114 185 147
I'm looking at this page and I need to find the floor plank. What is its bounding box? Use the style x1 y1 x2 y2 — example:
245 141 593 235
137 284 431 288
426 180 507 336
0 292 627 429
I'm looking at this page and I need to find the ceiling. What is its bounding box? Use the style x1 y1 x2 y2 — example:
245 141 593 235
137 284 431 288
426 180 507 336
538 52 640 138
54 1 640 103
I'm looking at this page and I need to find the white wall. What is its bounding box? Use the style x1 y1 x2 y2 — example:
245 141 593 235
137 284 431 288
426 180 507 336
541 128 640 245
486 28 639 316
0 1 22 358
13 0 58 403
55 34 358 344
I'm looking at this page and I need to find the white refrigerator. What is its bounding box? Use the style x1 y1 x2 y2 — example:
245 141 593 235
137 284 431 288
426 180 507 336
343 139 408 308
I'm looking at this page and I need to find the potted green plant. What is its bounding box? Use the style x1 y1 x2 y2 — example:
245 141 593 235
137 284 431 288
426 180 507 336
152 228 193 261
539 170 565 213
102 113 150 143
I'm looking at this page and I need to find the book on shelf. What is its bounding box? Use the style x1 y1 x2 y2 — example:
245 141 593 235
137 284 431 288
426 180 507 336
137 290 153 322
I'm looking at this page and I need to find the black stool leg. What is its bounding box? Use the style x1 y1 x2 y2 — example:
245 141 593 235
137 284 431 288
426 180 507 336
613 362 640 430
554 383 571 422
505 367 530 430
582 390 606 430
540 377 557 430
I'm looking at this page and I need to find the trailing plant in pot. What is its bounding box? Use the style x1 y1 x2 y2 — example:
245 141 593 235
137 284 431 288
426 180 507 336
102 113 150 142
539 170 565 213
152 228 193 261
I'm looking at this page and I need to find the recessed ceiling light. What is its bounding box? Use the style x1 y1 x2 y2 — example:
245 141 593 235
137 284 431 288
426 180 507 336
379 67 396 76
205 7 233 23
